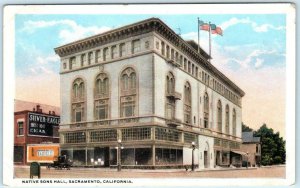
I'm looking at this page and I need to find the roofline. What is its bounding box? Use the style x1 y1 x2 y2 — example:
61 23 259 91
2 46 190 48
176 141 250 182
54 17 245 97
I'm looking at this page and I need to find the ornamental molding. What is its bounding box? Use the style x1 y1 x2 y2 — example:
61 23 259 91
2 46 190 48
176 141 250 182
54 18 245 97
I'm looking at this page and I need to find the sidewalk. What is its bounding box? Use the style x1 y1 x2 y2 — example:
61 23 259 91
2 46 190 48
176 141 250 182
15 165 259 173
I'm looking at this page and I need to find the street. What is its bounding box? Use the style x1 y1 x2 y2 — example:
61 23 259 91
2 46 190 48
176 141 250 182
14 165 285 179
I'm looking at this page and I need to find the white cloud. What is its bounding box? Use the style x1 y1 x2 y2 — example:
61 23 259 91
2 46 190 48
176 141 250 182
36 54 59 65
225 49 276 68
220 17 285 33
22 19 112 43
254 58 264 69
28 54 60 75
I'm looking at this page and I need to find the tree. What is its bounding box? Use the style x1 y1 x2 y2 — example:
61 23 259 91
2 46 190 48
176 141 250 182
254 124 286 165
242 122 253 132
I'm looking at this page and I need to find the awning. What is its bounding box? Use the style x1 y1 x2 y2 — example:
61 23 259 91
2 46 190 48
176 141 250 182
231 150 247 156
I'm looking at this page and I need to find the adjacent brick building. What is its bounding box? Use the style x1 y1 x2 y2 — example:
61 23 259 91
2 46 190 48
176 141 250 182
241 132 261 167
14 100 60 165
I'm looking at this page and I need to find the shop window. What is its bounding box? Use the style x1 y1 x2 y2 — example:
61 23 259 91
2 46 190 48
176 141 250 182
65 132 86 143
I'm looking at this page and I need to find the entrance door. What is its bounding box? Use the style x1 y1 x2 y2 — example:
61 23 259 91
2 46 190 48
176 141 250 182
216 151 221 166
104 147 109 167
204 151 208 168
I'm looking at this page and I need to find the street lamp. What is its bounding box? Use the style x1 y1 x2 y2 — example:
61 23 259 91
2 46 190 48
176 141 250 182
191 142 196 171
116 139 124 172
246 152 249 169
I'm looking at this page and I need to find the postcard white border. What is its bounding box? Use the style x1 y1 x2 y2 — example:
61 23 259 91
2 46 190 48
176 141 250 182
3 3 295 187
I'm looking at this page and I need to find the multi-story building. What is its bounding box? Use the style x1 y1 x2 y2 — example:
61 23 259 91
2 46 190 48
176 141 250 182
241 132 261 167
54 18 245 169
14 100 60 165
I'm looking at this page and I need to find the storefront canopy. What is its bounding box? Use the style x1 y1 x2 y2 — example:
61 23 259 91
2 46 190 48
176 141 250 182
231 150 247 156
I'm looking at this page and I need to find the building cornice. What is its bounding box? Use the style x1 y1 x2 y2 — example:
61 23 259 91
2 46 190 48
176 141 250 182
54 17 245 97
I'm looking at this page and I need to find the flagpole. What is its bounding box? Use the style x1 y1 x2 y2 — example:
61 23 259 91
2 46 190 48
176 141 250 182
197 17 200 53
209 21 212 62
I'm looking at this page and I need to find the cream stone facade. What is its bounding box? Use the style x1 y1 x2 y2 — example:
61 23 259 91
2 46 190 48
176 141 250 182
55 18 245 169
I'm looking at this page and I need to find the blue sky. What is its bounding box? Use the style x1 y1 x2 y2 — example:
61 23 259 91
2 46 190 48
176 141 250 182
15 14 286 136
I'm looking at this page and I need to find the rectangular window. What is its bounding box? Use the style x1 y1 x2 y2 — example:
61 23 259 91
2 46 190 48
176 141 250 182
18 122 24 135
121 96 136 117
166 46 170 58
119 43 125 57
76 111 82 122
132 40 141 54
65 132 86 143
81 54 86 67
111 45 117 59
90 129 117 142
69 57 76 70
103 47 109 61
88 52 93 65
95 100 109 120
161 42 165 55
184 133 198 144
121 127 151 141
184 58 187 71
155 128 180 142
96 50 101 63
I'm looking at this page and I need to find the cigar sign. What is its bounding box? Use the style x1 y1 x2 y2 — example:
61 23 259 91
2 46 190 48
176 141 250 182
28 112 60 137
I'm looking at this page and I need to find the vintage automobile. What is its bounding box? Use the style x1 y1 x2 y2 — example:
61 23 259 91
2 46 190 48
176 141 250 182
47 155 72 170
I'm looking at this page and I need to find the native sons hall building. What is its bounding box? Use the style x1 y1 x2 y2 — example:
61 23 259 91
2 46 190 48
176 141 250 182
54 18 245 169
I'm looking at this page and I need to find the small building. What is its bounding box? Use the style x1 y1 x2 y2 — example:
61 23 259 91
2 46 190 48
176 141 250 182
14 100 60 165
241 132 261 167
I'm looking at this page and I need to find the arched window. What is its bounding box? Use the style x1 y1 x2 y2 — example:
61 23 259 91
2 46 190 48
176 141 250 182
120 67 137 117
184 82 192 124
217 100 222 132
166 72 176 119
71 78 85 122
94 73 110 120
225 105 230 134
166 73 175 94
232 109 236 136
203 92 209 128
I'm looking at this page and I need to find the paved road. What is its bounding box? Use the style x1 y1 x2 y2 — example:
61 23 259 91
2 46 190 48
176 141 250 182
14 166 285 179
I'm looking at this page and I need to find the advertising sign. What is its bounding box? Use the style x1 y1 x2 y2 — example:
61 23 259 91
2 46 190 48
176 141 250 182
27 144 60 163
28 112 60 137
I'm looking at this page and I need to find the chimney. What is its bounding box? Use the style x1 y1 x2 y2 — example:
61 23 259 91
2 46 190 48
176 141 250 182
52 111 56 115
33 108 35 112
49 111 51 114
36 105 42 113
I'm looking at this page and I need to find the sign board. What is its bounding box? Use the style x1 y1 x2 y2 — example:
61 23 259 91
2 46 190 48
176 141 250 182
27 145 60 163
28 112 60 137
